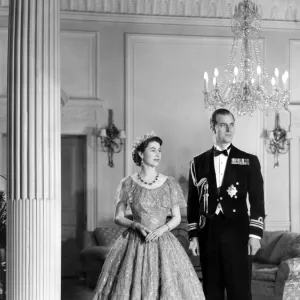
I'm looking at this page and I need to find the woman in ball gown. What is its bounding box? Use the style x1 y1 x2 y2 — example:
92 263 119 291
92 132 205 300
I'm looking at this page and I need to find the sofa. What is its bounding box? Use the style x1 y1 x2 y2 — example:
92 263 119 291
80 217 201 288
252 230 300 300
80 226 124 288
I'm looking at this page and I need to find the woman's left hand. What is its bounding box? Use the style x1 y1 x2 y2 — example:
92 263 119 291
145 225 168 242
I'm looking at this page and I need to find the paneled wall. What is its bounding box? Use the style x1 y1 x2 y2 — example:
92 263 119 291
126 34 264 186
61 18 300 231
61 31 100 100
0 10 299 231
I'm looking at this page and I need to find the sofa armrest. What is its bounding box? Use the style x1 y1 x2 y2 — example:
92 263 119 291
80 246 111 262
83 231 97 248
275 257 300 294
279 257 300 280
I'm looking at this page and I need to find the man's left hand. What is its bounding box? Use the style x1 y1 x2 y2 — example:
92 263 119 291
248 237 261 256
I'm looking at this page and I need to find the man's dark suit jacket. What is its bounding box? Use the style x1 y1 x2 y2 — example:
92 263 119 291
187 145 265 239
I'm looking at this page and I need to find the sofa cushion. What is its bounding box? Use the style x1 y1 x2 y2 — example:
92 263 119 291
281 235 300 262
94 227 124 247
254 231 285 264
252 266 278 282
252 262 278 272
269 232 299 264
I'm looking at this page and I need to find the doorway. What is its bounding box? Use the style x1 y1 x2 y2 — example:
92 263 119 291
61 135 86 278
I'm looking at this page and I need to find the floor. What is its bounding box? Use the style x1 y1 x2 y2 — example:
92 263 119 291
61 278 93 300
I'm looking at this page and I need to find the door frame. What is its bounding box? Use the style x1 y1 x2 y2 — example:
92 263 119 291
61 98 107 231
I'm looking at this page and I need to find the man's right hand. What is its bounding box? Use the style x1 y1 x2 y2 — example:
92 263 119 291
189 237 200 256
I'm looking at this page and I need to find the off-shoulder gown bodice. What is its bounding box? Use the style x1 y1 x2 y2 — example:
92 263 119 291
116 176 186 230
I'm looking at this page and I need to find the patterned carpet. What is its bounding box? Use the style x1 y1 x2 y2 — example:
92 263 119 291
61 278 93 300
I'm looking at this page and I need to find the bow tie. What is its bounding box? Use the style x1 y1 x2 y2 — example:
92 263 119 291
214 145 231 157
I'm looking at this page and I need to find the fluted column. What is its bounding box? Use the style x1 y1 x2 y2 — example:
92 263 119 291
6 1 61 300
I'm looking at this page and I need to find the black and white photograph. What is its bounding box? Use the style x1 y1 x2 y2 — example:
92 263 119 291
0 0 300 299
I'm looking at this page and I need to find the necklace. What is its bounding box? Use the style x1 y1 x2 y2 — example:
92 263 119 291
137 173 159 185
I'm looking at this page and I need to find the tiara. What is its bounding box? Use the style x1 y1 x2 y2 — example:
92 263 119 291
132 131 157 154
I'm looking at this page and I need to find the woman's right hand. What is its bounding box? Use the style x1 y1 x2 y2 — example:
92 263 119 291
133 222 152 237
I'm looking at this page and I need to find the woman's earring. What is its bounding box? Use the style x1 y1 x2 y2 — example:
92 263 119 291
141 157 144 166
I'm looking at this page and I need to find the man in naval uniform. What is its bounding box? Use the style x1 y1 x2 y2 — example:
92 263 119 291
187 108 265 300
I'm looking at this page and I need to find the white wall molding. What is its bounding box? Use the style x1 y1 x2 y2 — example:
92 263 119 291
62 99 106 121
289 104 300 233
0 97 106 123
290 40 300 105
59 11 300 30
61 12 300 30
60 30 100 99
265 221 291 231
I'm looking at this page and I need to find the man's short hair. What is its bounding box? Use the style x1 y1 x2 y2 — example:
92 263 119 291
210 108 235 131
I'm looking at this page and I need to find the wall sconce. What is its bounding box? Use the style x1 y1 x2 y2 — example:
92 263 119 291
266 111 291 168
96 109 126 168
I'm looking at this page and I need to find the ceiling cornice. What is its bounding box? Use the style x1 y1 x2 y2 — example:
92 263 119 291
0 1 299 30
61 0 300 22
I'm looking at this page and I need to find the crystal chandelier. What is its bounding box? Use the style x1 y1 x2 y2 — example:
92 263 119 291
203 0 290 116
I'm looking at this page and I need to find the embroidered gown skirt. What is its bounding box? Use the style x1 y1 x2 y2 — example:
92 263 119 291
92 176 205 300
92 229 204 300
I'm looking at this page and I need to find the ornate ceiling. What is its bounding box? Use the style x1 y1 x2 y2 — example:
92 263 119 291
58 0 300 21
0 1 299 22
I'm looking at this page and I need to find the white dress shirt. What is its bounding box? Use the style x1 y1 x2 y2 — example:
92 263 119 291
214 144 231 215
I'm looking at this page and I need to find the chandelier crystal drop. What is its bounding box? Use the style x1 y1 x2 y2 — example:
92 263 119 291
203 0 290 116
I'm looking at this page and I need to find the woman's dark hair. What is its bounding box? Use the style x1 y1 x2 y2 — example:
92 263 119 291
132 136 163 166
